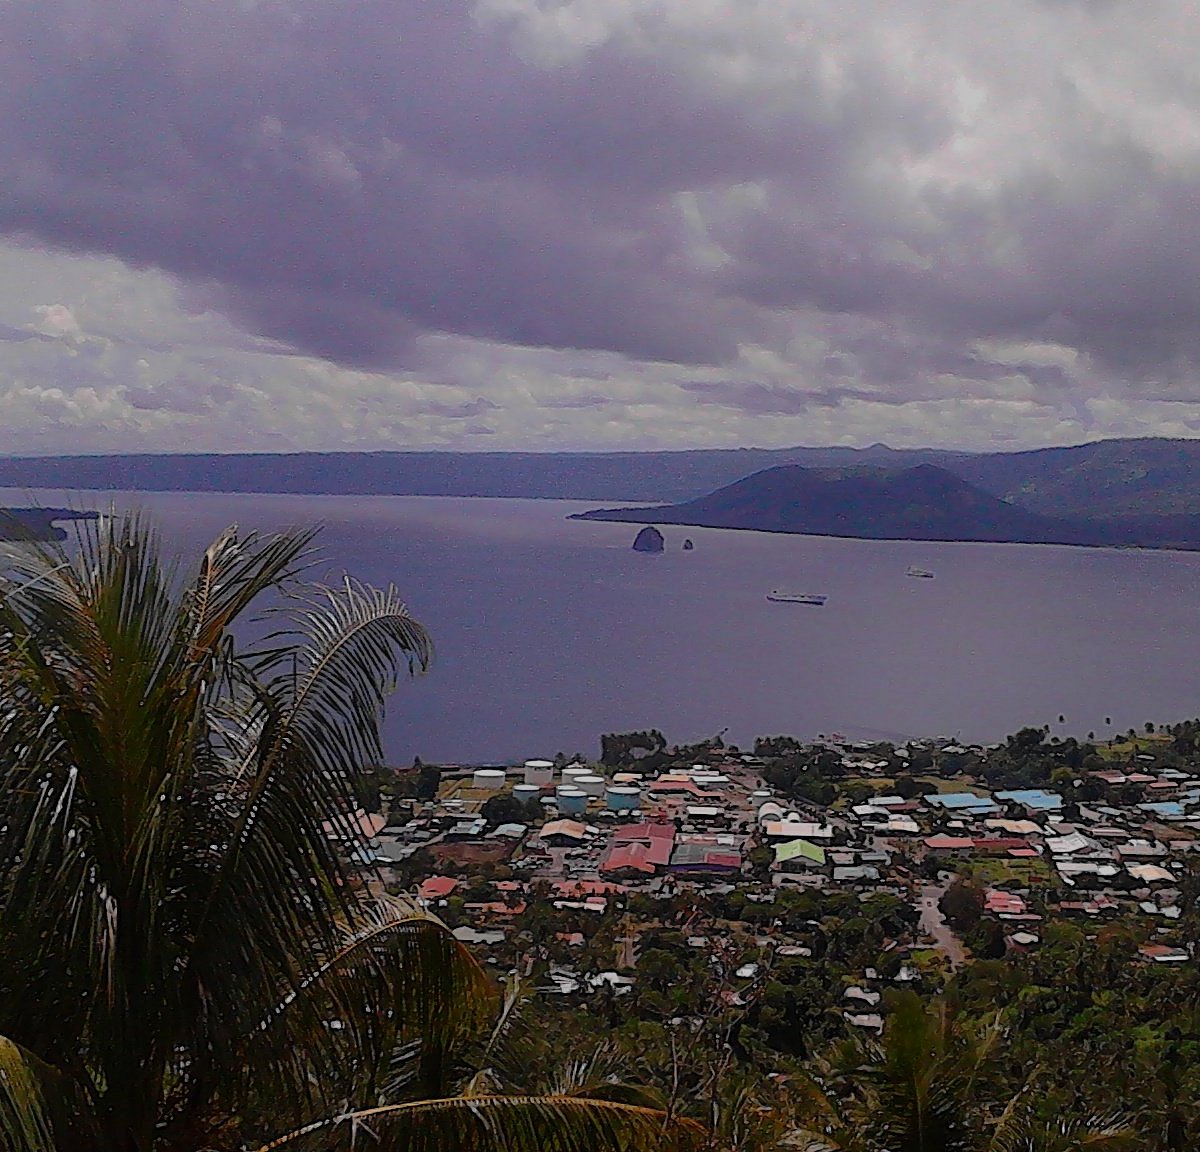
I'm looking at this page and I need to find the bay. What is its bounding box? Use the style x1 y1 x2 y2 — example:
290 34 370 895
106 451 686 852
6 489 1200 764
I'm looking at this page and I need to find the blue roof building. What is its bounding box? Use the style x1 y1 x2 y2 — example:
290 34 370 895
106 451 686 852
925 792 999 814
995 789 1064 812
1137 801 1187 820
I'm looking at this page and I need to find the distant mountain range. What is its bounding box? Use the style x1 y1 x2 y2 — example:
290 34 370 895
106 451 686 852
571 463 1200 551
0 447 860 504
5 436 1200 530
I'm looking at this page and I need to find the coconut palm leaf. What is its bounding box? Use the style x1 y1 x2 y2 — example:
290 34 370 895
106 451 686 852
546 1042 669 1110
253 1095 707 1152
464 986 667 1113
806 992 999 1152
240 899 495 1112
0 516 438 1145
966 1057 1147 1152
987 1101 1142 1152
181 577 441 1117
0 1036 58 1152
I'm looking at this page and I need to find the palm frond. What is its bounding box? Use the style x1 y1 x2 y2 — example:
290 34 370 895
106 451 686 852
248 575 432 790
0 1036 56 1152
181 580 436 1118
253 1095 706 1152
988 1107 1143 1152
544 1041 667 1111
0 1035 94 1152
483 973 526 1059
241 900 495 1110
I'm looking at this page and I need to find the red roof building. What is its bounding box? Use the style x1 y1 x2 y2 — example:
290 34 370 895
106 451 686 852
985 890 1027 916
417 875 459 902
972 838 1033 856
924 835 975 852
601 822 676 876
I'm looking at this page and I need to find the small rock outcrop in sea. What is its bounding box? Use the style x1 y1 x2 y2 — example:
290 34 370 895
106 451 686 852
682 538 694 551
632 526 665 553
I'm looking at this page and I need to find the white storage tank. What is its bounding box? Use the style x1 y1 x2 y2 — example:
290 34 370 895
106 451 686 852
512 783 542 806
523 759 555 786
473 768 506 790
561 766 591 786
574 774 606 797
556 787 588 815
606 786 641 812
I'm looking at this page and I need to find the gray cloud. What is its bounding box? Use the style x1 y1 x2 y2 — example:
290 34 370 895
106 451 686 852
2 0 1200 451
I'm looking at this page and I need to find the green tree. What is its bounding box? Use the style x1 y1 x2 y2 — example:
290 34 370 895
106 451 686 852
415 760 443 800
599 730 668 769
481 793 528 827
964 918 1007 961
939 880 986 931
0 516 698 1152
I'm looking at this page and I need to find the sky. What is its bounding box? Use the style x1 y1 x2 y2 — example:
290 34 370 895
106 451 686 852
2 0 1200 454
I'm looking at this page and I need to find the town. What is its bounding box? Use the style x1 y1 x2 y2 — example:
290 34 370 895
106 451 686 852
342 722 1200 1038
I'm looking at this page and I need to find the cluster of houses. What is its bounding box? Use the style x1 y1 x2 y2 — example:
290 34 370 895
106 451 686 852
328 740 1198 974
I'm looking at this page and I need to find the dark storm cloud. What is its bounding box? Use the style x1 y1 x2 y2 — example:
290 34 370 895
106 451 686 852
0 0 781 366
2 0 1200 403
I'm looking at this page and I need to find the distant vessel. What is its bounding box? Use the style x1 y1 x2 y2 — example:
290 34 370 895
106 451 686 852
766 591 827 605
906 566 935 579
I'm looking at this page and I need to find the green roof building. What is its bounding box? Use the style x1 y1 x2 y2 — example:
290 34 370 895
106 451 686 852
774 839 826 870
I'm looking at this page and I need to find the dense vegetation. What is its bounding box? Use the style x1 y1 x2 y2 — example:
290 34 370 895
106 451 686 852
461 865 1198 1150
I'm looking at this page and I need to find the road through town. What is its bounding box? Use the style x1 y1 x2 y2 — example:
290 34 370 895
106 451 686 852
919 884 967 969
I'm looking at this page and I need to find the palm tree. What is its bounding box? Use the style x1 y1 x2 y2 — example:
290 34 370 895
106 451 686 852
0 513 700 1152
793 991 1140 1152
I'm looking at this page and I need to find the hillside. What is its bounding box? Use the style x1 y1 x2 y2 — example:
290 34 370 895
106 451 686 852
571 463 1200 550
4 437 1200 517
0 446 923 504
947 437 1200 518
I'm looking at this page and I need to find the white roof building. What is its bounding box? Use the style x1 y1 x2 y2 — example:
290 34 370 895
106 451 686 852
763 820 835 841
1127 863 1175 883
1045 832 1102 856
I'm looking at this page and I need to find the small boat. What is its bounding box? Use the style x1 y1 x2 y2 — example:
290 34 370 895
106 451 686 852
906 567 935 579
766 591 827 605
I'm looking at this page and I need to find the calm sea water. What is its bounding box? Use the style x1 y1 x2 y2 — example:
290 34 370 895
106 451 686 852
8 489 1200 764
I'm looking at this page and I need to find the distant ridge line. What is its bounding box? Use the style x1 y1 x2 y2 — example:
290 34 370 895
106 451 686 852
3 437 1200 517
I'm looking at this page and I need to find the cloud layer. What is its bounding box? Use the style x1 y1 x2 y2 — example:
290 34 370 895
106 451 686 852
2 0 1200 451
